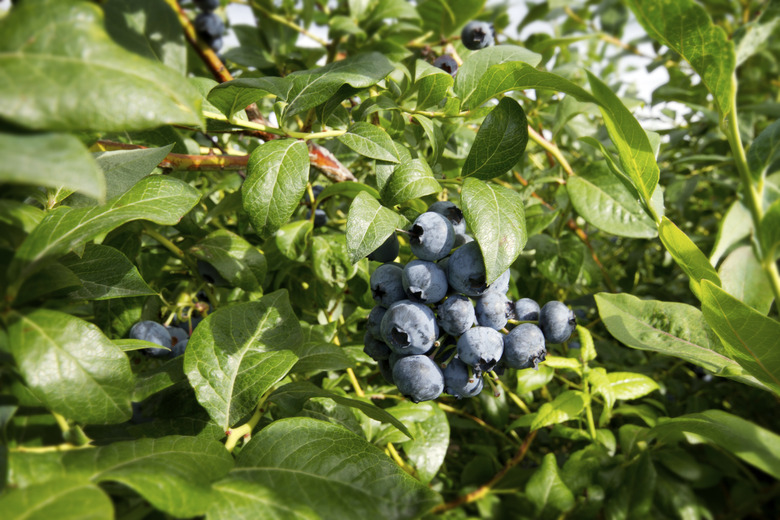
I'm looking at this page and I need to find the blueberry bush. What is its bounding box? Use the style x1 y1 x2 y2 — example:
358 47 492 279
2 0 780 518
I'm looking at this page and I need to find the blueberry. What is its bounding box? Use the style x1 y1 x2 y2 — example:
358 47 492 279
461 20 495 50
457 326 504 376
378 358 394 384
366 306 387 340
437 294 476 336
503 323 546 369
370 263 406 308
380 300 439 355
130 321 171 358
448 241 490 297
198 260 228 287
307 208 328 227
409 212 455 261
170 338 189 358
443 357 484 398
194 0 220 11
454 233 474 247
194 12 225 40
210 37 224 52
393 355 445 403
402 260 448 304
475 292 512 330
539 301 577 343
367 233 400 263
432 55 458 76
428 201 467 236
514 298 540 321
166 326 189 345
485 269 511 295
364 331 392 361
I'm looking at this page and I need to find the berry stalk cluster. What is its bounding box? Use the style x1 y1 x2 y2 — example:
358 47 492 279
364 202 576 403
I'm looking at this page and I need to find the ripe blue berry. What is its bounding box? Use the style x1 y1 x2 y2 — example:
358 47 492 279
367 233 399 263
461 20 495 50
428 201 467 236
194 12 224 39
393 355 445 403
486 269 511 295
364 331 392 361
170 338 189 358
514 298 540 321
402 260 448 304
539 301 576 343
503 323 546 369
366 306 387 340
433 55 458 76
447 241 490 297
130 321 171 358
195 0 220 11
380 300 439 355
457 326 504 376
409 212 455 261
370 263 406 308
475 292 512 330
443 357 484 399
437 294 476 336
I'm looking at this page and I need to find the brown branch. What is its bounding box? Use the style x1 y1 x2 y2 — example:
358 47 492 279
432 430 538 513
94 140 248 171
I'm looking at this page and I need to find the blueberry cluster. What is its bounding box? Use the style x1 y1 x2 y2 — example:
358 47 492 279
363 202 576 403
193 0 225 52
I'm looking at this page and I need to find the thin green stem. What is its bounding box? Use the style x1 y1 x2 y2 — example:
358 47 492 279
203 111 346 140
224 391 273 452
527 126 575 177
583 378 598 440
143 225 185 259
252 4 329 47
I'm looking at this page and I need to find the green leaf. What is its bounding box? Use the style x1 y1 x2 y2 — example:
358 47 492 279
454 47 544 109
208 477 320 520
7 309 133 424
284 53 394 118
189 230 267 291
291 322 353 374
701 280 780 395
60 244 155 300
275 219 313 262
337 122 399 162
625 0 735 118
760 198 780 260
417 0 486 37
650 409 780 480
531 390 588 430
269 381 412 439
718 245 774 314
414 60 453 110
242 139 310 239
346 192 408 264
234 417 440 520
208 77 292 119
312 235 356 287
710 200 752 266
410 114 444 165
462 97 528 180
748 119 780 182
567 164 657 238
103 0 186 75
132 357 185 401
605 450 656 519
0 0 202 131
528 234 586 287
525 453 575 515
381 158 442 207
461 178 527 283
184 291 303 429
8 175 200 290
658 217 721 299
586 71 659 208
0 133 105 201
91 144 174 202
594 292 764 389
385 401 449 483
607 372 659 400
0 478 112 520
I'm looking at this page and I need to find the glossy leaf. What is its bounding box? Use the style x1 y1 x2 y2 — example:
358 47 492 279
701 281 780 395
385 401 449 483
132 357 185 401
9 176 200 288
625 0 735 117
651 409 780 479
337 122 399 162
461 178 526 283
418 0 486 36
0 0 202 131
531 390 588 430
414 60 453 110
525 453 575 515
91 145 174 202
235 417 440 519
718 245 774 314
454 47 544 109
0 478 112 520
567 164 657 238
207 77 291 118
185 291 303 429
595 292 764 389
291 322 353 374
658 217 721 299
411 114 443 165
462 97 528 180
607 372 659 400
60 244 155 300
242 139 310 239
7 309 133 424
0 133 105 201
189 230 267 291
346 191 408 263
747 119 780 182
381 158 441 207
760 198 780 260
208 477 319 520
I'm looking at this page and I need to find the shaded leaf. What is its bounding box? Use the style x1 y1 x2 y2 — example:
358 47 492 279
0 478 112 520
718 245 774 314
208 77 291 119
525 453 575 515
189 230 267 291
61 244 155 300
462 97 528 180
658 217 721 299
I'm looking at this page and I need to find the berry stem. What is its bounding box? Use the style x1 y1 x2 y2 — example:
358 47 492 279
224 390 273 452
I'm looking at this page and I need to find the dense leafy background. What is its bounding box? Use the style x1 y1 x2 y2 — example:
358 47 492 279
1 0 780 518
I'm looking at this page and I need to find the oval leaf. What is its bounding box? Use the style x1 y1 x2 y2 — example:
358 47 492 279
454 46 543 108
531 390 588 430
607 372 659 400
381 158 442 207
346 191 409 264
462 97 528 180
60 244 155 300
189 230 267 292
337 122 399 162
658 217 721 299
0 478 112 520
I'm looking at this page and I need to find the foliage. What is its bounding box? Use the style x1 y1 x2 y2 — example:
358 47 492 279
1 0 780 518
